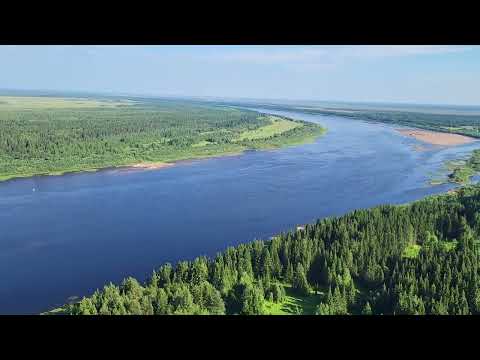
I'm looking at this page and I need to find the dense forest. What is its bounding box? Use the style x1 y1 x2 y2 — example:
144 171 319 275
314 109 480 138
0 96 324 181
61 185 480 315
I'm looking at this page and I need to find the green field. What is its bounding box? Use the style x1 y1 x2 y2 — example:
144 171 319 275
0 96 325 182
264 285 322 315
236 116 302 141
0 96 133 109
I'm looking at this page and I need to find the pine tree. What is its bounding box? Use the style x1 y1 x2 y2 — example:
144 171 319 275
362 301 373 315
292 263 310 295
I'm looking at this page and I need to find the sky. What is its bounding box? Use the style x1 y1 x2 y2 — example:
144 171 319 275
0 45 479 106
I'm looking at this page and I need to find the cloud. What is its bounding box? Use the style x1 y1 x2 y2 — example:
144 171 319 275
201 45 473 67
340 45 473 58
211 47 325 63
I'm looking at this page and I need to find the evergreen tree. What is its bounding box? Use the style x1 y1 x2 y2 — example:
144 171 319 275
361 301 373 315
292 263 310 296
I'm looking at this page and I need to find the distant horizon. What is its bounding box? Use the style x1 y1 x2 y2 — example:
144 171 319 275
1 46 479 107
1 87 480 110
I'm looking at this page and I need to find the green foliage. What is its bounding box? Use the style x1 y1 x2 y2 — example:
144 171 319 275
265 282 286 303
240 284 265 315
235 116 301 140
316 286 349 315
292 263 311 296
440 150 480 185
263 285 321 315
361 301 373 315
402 244 421 259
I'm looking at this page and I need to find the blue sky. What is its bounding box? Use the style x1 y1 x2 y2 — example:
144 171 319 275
0 45 479 105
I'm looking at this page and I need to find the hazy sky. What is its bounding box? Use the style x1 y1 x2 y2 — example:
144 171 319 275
0 45 479 105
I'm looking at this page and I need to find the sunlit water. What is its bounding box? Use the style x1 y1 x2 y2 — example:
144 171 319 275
1 108 479 314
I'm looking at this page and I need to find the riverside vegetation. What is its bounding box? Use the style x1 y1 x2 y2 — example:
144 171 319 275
430 149 480 185
0 96 325 181
446 150 480 184
56 185 480 315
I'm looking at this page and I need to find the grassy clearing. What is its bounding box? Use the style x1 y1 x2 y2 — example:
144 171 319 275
441 126 477 132
191 140 215 147
402 244 421 258
403 241 459 259
264 284 322 315
236 116 302 141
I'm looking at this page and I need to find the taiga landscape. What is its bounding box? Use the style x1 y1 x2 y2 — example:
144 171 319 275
1 45 480 315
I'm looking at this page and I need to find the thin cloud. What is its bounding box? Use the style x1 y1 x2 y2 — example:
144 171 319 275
341 45 473 58
201 45 473 66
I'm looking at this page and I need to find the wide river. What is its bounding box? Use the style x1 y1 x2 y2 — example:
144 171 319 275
1 108 480 314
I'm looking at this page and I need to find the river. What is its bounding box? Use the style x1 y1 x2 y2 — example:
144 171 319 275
1 108 479 314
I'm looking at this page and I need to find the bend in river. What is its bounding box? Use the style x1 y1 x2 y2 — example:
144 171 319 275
1 108 480 314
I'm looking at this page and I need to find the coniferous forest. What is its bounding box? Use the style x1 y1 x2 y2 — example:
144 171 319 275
0 97 324 181
62 185 480 315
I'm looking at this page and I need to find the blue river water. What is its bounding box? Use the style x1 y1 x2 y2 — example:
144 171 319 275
1 108 479 314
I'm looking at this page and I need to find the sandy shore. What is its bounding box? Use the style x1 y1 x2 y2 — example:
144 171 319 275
124 162 175 170
396 129 476 146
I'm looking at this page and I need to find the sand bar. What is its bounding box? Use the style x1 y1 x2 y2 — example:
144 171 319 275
396 129 476 146
123 162 174 170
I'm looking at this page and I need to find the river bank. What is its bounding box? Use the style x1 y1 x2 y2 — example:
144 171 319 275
0 117 325 183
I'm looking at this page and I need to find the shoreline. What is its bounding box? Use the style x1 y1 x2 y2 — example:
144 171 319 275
0 151 251 184
0 115 326 184
121 161 175 171
396 128 477 146
41 181 472 315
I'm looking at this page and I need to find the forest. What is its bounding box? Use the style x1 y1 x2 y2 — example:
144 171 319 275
218 101 480 139
0 96 324 181
315 109 480 138
59 184 480 315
